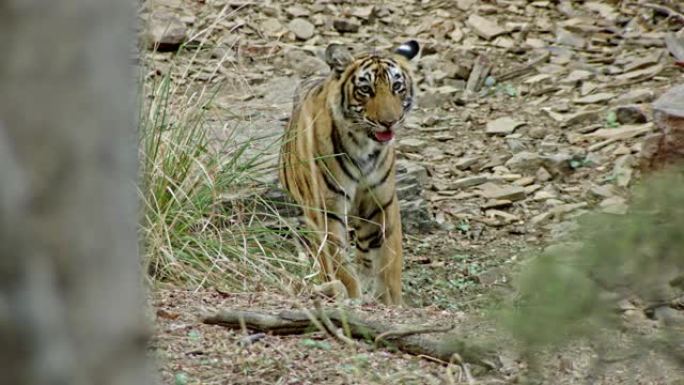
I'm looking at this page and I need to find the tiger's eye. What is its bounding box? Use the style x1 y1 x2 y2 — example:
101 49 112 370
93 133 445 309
358 85 373 94
392 82 403 92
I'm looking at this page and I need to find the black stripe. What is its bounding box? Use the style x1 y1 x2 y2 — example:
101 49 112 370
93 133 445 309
369 148 381 167
360 229 391 249
319 161 350 200
368 227 391 249
356 243 369 253
326 211 345 225
334 124 363 170
364 195 395 221
359 226 394 249
367 161 393 190
339 82 346 111
377 147 392 169
339 62 360 90
358 230 382 243
347 131 360 147
359 59 375 73
331 123 359 182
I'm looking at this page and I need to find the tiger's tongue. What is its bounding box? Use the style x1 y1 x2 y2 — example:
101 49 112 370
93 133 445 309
374 130 394 142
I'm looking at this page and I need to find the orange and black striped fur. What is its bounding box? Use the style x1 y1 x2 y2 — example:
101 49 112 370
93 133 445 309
279 41 420 305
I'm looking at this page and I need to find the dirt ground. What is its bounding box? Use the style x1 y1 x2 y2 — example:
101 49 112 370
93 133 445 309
143 0 684 383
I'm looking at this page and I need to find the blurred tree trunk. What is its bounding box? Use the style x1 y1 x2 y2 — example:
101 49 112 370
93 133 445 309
0 1 153 385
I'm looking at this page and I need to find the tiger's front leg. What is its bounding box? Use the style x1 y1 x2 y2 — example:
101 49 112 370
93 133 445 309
354 193 403 305
304 198 362 300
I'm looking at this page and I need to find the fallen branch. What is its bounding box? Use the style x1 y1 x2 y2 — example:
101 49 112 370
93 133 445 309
202 308 499 369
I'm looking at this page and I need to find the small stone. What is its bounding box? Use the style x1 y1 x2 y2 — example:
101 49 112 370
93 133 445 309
451 175 489 189
615 105 648 124
505 151 542 173
288 18 315 41
333 19 360 33
455 156 480 170
615 64 664 82
540 141 559 152
506 138 527 153
400 199 437 233
398 138 427 153
556 28 585 48
585 1 618 21
396 160 429 186
528 125 551 139
587 184 617 199
146 11 187 51
285 5 310 18
563 109 602 127
651 306 684 327
449 26 464 43
580 82 598 96
351 5 375 20
532 189 557 201
467 14 506 40
613 144 631 156
613 155 634 188
397 183 422 201
615 89 655 105
261 18 283 36
623 51 662 73
599 196 628 215
513 176 535 186
486 117 525 135
418 89 446 109
665 32 684 61
562 69 593 83
653 84 684 117
573 93 616 105
482 199 512 209
478 182 526 201
524 74 552 84
456 0 476 11
535 166 552 182
541 153 576 177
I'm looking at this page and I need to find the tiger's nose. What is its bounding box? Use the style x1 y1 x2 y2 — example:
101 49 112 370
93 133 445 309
378 120 395 129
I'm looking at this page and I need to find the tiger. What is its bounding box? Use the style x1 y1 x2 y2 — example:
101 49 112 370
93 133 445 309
278 40 420 305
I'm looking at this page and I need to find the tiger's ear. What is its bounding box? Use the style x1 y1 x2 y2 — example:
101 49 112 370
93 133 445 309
394 40 420 61
325 43 354 74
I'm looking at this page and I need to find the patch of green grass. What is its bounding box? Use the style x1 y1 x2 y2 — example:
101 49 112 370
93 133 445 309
405 253 490 310
138 60 312 292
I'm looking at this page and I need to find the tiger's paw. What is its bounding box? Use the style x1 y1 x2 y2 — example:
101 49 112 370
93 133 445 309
313 280 348 301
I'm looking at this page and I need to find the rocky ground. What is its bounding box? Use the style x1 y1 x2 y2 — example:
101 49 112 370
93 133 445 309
143 0 684 383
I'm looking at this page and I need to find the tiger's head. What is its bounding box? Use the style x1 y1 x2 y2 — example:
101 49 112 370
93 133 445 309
325 40 420 144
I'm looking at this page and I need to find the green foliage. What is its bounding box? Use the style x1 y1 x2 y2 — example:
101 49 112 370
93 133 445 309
501 166 684 352
605 110 619 128
299 338 332 350
174 372 189 385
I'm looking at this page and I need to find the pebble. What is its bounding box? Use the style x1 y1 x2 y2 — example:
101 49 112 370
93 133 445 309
467 14 506 40
486 117 525 136
288 18 315 40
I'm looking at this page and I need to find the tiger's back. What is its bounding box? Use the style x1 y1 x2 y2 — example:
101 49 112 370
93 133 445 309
279 41 420 305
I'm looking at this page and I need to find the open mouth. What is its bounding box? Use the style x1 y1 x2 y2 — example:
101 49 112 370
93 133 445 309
372 130 395 143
